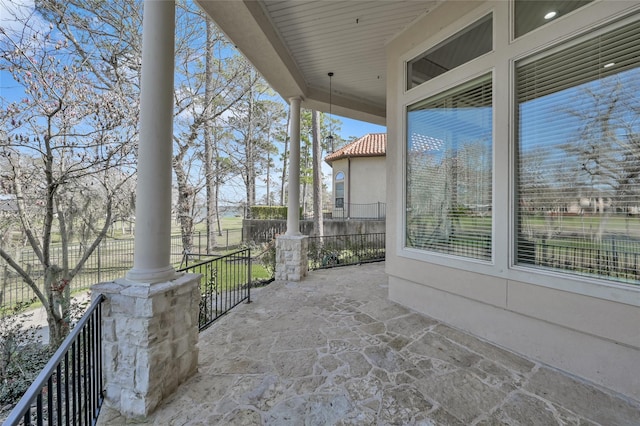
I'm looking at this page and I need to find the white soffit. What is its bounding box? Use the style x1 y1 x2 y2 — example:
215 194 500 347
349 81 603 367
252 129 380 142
196 0 440 124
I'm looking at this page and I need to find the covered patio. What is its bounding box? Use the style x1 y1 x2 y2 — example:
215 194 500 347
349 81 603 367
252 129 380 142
97 263 640 425
81 1 640 421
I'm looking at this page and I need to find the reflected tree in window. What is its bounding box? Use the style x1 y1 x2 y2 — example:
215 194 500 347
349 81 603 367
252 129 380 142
406 75 493 260
516 18 640 283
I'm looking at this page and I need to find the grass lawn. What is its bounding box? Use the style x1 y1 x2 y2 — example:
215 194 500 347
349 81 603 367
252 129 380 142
193 216 243 232
520 214 640 238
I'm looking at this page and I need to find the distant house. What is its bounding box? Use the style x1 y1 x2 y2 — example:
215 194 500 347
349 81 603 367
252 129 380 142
325 133 386 219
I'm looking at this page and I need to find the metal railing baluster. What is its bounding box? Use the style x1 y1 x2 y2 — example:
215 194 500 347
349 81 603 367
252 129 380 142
4 295 106 426
178 248 252 331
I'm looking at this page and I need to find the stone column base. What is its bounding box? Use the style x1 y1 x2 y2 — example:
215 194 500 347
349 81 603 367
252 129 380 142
92 273 200 419
275 235 308 281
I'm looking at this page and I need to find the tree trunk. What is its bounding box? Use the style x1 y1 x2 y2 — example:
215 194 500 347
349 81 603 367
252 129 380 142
174 161 195 253
204 20 217 253
312 110 323 237
215 152 223 236
45 265 68 349
280 110 290 206
245 88 255 217
266 126 272 206
301 143 310 216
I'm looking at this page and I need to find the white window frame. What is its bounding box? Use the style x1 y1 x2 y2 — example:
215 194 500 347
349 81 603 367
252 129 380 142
395 0 640 306
404 74 494 263
399 4 499 277
508 9 640 301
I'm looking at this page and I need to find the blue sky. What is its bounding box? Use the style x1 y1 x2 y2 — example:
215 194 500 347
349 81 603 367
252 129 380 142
0 0 387 206
339 117 386 140
318 115 386 203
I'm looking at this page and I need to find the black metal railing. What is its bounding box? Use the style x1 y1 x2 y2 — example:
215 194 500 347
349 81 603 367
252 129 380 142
178 248 251 331
0 230 244 316
4 294 105 426
518 235 640 283
328 202 386 220
308 233 386 270
170 229 244 261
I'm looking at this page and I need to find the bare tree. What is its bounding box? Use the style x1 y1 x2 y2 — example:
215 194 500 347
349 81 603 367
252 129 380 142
172 1 253 253
204 18 216 252
279 110 290 206
560 78 640 238
299 109 342 214
225 76 283 217
311 110 323 237
0 1 138 346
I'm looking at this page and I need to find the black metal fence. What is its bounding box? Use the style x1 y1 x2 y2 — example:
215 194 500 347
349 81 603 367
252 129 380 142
407 234 492 261
328 202 386 220
0 230 244 316
178 248 252 331
171 229 244 256
3 247 254 424
4 295 105 426
518 236 640 282
308 233 386 270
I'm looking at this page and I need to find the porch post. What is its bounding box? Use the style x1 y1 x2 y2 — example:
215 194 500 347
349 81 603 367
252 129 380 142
275 97 308 281
287 97 302 235
93 0 200 419
126 0 176 283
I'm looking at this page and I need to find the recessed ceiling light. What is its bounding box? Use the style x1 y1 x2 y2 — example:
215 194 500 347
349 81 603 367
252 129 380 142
544 11 557 20
604 62 615 68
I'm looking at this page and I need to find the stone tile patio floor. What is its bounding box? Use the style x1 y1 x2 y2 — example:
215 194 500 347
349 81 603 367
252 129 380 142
98 262 640 425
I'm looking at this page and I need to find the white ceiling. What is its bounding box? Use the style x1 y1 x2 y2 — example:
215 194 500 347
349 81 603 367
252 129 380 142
196 0 442 124
260 0 440 106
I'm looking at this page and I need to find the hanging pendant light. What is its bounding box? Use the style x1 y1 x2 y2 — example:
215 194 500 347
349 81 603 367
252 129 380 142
325 72 335 153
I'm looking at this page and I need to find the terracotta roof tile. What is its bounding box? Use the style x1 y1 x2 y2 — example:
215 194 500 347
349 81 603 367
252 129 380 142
325 133 386 164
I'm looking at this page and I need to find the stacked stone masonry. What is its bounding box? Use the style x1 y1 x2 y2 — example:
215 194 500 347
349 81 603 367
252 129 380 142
92 273 201 419
275 235 309 281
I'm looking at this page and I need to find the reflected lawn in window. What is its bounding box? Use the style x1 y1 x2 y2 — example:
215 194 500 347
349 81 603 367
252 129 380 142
516 19 640 284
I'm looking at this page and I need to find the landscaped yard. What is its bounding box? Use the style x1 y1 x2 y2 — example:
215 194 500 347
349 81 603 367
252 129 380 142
0 216 270 314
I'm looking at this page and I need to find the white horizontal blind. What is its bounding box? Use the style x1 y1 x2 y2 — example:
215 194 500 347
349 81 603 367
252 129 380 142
406 74 492 260
515 18 640 284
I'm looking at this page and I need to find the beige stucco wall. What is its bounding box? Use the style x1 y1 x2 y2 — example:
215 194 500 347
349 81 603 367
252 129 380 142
331 156 386 217
349 156 386 205
385 0 640 401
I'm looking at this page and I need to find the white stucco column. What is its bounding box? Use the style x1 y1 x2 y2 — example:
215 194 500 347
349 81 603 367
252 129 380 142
286 97 302 235
275 97 307 281
126 0 176 283
95 2 200 419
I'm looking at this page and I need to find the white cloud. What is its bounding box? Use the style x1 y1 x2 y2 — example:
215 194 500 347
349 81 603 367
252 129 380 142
0 0 47 38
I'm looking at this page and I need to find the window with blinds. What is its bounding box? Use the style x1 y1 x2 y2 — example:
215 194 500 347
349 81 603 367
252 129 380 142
515 18 640 284
406 74 493 260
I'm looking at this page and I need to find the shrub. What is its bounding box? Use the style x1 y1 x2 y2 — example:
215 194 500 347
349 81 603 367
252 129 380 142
258 240 276 278
0 295 89 415
0 301 51 410
249 206 303 220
